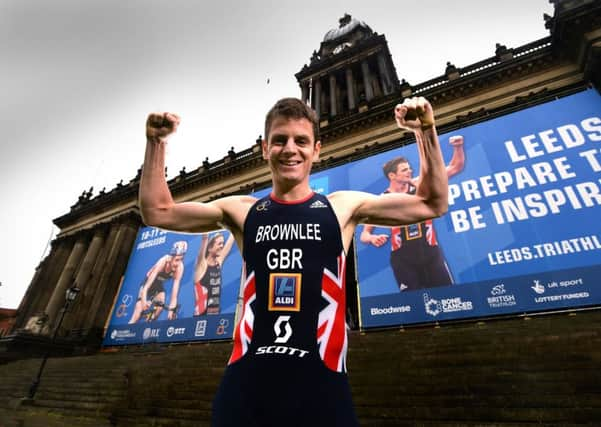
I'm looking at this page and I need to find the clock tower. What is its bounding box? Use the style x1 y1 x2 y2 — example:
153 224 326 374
296 14 400 124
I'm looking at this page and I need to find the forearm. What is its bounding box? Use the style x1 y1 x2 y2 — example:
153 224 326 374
169 286 179 309
415 126 448 215
359 226 374 243
446 145 465 176
139 140 175 225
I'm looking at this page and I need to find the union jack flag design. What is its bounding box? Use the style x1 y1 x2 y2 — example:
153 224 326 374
390 219 437 250
317 251 347 373
228 267 256 364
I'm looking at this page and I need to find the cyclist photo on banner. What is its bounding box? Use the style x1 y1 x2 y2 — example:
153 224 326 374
128 240 187 323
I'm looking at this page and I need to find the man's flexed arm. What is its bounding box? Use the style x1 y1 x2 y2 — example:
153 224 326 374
397 97 448 217
140 112 239 233
349 98 448 227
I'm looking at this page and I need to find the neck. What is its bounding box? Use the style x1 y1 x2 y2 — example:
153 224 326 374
388 181 410 193
271 181 313 202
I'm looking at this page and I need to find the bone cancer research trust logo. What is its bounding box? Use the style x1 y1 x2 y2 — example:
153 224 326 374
423 293 442 317
423 292 473 317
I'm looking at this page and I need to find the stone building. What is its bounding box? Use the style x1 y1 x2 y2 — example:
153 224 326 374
3 0 601 356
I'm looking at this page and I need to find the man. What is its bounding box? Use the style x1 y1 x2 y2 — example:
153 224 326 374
128 241 187 323
140 97 448 426
360 136 464 291
193 232 234 315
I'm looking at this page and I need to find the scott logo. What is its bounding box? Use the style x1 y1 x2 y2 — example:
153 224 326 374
274 315 292 343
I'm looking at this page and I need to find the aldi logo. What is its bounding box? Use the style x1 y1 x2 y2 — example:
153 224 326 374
268 273 302 311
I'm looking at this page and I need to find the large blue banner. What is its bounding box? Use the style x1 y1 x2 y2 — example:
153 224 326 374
103 227 242 345
104 90 601 341
355 90 601 328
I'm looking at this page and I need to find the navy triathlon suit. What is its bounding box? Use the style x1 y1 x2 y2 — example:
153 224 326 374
196 263 222 315
138 265 174 301
212 192 358 427
388 185 453 291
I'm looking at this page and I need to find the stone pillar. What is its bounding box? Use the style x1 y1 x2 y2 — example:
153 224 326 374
361 60 374 101
65 226 107 332
313 79 322 118
15 238 73 331
81 222 127 331
91 219 139 330
329 74 338 116
301 81 309 103
377 52 393 95
43 233 89 333
346 68 357 110
81 216 140 332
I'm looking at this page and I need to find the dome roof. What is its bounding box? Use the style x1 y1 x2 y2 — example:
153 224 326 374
323 14 371 43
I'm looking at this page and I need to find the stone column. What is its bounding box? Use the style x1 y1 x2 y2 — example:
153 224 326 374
81 222 127 330
377 52 393 95
361 60 374 101
329 74 338 117
313 79 322 118
301 81 309 103
15 238 73 331
43 233 89 333
346 68 357 110
90 219 139 330
65 226 107 332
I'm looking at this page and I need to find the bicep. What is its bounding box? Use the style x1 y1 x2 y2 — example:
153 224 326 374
356 192 439 226
141 201 225 233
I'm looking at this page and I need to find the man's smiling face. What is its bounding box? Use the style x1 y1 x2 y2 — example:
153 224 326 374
262 117 321 189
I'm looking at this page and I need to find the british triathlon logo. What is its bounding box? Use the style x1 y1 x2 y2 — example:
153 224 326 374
268 273 301 311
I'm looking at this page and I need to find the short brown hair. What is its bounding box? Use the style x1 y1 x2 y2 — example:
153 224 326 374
264 98 319 143
382 156 409 180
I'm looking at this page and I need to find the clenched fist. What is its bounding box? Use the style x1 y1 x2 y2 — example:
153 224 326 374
368 233 389 248
449 135 464 146
146 112 181 144
394 97 435 131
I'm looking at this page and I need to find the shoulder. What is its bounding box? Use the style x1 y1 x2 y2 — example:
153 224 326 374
157 255 170 265
327 190 378 225
212 195 257 209
212 195 258 230
327 190 376 210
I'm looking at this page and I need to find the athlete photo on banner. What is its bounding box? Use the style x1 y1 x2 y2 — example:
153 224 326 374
355 89 601 328
103 226 242 346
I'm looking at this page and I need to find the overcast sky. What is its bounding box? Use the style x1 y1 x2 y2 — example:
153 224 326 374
0 0 554 309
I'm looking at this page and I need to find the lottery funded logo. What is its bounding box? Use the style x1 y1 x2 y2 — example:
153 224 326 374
268 273 301 311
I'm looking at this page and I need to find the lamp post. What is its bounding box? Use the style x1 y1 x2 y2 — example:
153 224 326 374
27 285 80 400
